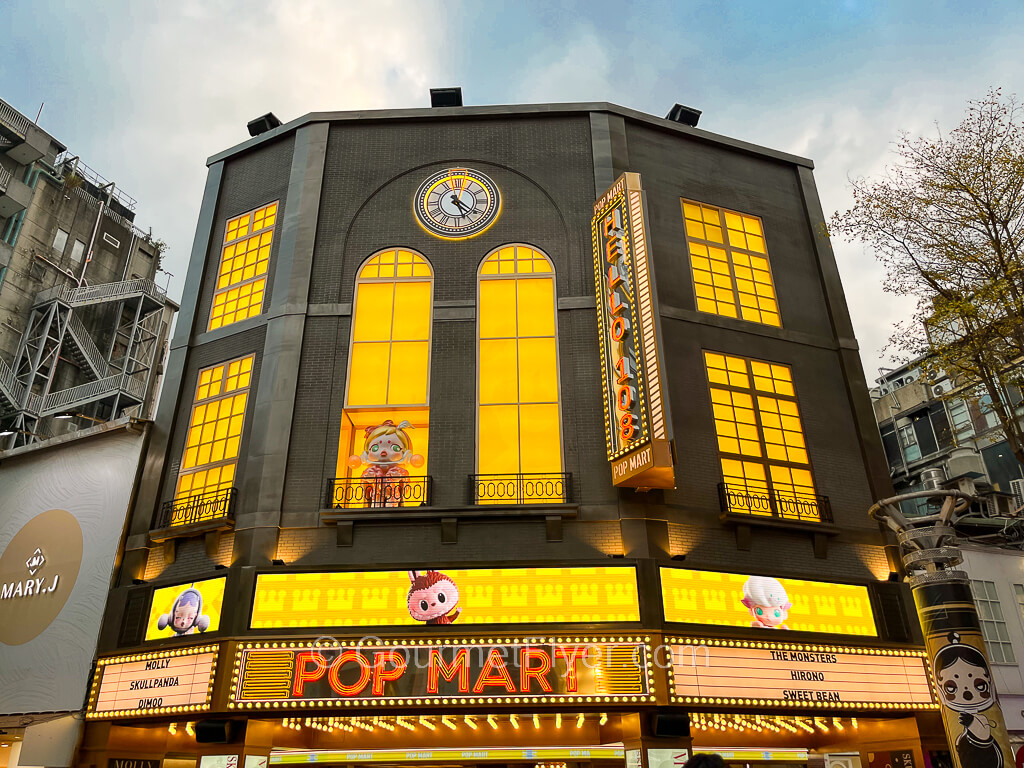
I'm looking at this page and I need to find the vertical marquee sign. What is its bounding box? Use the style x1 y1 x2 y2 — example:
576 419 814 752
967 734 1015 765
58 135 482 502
592 173 674 488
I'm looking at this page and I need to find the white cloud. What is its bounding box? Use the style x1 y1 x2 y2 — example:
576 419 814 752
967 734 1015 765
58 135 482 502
34 0 451 299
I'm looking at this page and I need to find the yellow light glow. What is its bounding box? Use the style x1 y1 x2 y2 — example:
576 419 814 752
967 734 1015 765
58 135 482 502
599 713 608 725
174 355 253 507
464 716 477 730
442 716 456 731
576 713 584 729
145 577 226 640
209 202 277 331
487 715 498 730
419 717 435 731
168 723 177 735
510 714 519 730
660 566 878 636
250 567 640 627
533 714 541 729
185 722 195 737
478 246 562 485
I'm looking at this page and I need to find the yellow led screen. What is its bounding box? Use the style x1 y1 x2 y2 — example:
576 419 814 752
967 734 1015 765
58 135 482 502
660 567 877 637
250 567 640 628
145 577 226 641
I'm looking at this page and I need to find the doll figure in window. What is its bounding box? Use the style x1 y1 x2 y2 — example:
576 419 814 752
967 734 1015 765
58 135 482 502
348 420 424 507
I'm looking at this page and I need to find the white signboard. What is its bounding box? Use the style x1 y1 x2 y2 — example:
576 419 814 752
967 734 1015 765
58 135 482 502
670 641 935 708
90 650 216 716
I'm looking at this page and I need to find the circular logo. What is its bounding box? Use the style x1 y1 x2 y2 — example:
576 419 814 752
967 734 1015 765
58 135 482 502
414 167 501 240
0 509 83 645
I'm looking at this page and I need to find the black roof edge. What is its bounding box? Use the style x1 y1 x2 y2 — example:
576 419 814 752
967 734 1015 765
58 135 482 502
207 101 814 170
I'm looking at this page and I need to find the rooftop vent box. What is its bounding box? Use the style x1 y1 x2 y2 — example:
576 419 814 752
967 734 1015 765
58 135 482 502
430 87 463 108
666 103 702 127
247 112 283 137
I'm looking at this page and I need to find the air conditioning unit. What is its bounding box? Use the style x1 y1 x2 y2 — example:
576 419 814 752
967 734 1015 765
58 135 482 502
932 384 947 397
1010 478 1024 511
982 493 1017 518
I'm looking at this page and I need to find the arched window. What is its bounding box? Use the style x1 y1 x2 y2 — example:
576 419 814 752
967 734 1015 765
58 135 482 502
335 249 433 508
476 245 563 502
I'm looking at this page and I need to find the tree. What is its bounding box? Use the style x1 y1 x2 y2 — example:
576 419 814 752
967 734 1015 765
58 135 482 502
831 89 1024 464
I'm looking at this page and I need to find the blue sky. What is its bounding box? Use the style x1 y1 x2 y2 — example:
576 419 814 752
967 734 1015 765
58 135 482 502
3 0 1023 377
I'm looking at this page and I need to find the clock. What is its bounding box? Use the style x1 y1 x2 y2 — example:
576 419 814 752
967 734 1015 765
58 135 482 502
414 167 501 240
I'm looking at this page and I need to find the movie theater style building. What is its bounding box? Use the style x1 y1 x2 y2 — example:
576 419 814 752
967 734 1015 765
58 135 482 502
81 95 950 768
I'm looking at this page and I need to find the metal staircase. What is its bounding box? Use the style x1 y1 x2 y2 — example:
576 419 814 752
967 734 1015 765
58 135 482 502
0 276 172 447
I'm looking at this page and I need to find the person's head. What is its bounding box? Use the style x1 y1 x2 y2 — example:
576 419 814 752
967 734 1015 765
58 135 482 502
740 575 791 627
684 754 725 768
934 632 994 714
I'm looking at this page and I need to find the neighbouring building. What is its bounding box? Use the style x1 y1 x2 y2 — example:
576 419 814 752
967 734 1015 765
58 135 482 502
0 95 178 768
0 96 178 447
80 93 951 768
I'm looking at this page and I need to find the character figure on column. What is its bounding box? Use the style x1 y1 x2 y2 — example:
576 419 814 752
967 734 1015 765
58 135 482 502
934 632 1007 768
348 420 424 507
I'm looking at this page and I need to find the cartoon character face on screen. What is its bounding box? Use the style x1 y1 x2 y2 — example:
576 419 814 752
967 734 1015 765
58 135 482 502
740 575 791 629
157 587 211 636
407 570 461 624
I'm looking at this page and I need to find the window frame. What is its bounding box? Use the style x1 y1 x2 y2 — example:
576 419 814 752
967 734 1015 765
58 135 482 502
208 201 279 331
52 227 69 254
342 248 435 410
475 243 564 477
681 199 781 327
703 350 820 517
173 354 255 506
971 579 1016 664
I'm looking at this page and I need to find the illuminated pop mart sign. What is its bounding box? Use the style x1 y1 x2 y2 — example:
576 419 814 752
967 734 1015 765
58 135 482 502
591 173 674 488
230 637 654 709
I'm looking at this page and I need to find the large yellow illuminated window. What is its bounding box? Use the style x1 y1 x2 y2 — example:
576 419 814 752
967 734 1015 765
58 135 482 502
174 355 254 515
477 245 562 496
682 200 780 327
703 352 820 521
209 202 278 331
335 249 433 508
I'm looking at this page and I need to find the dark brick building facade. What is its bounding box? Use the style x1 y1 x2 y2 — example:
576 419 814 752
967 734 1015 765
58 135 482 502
82 101 949 767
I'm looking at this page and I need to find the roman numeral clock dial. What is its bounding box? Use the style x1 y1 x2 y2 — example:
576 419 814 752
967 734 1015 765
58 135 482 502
414 168 501 240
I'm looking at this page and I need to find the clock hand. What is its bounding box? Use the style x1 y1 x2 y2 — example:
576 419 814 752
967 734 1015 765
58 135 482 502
450 193 471 215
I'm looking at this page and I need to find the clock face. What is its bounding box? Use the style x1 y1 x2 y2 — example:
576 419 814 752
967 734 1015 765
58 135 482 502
414 168 501 240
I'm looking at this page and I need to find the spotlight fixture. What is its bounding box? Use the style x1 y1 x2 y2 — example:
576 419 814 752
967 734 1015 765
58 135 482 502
214 564 227 571
272 559 286 566
132 578 147 585
509 714 519 730
463 716 477 730
185 722 196 737
671 554 687 561
167 723 177 736
599 713 608 725
487 715 498 730
533 713 540 729
576 713 585 729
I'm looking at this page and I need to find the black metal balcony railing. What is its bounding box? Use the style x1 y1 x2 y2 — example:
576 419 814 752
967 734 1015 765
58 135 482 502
469 473 573 505
718 483 832 523
326 476 432 509
156 487 237 529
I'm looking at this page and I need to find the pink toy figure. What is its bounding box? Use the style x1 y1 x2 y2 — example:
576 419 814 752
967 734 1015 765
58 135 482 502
740 575 791 629
347 420 424 507
407 570 461 624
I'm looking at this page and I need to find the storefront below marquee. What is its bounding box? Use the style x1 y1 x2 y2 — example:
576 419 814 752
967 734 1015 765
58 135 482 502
74 710 951 768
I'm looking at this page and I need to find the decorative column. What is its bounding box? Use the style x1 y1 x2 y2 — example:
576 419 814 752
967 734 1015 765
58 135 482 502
870 488 1013 767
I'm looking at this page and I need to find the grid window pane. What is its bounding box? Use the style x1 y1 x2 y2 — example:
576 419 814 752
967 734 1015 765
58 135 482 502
972 580 1016 663
478 246 562 482
174 355 254 520
346 250 433 409
682 200 781 327
704 351 819 521
209 202 278 331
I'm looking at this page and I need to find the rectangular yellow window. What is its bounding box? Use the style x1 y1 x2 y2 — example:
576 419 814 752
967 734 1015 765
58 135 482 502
477 245 564 504
173 355 254 523
336 249 433 509
703 351 822 521
682 200 780 327
209 202 278 331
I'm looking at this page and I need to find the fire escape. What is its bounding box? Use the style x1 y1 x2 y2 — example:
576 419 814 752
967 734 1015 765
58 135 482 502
0 277 171 447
